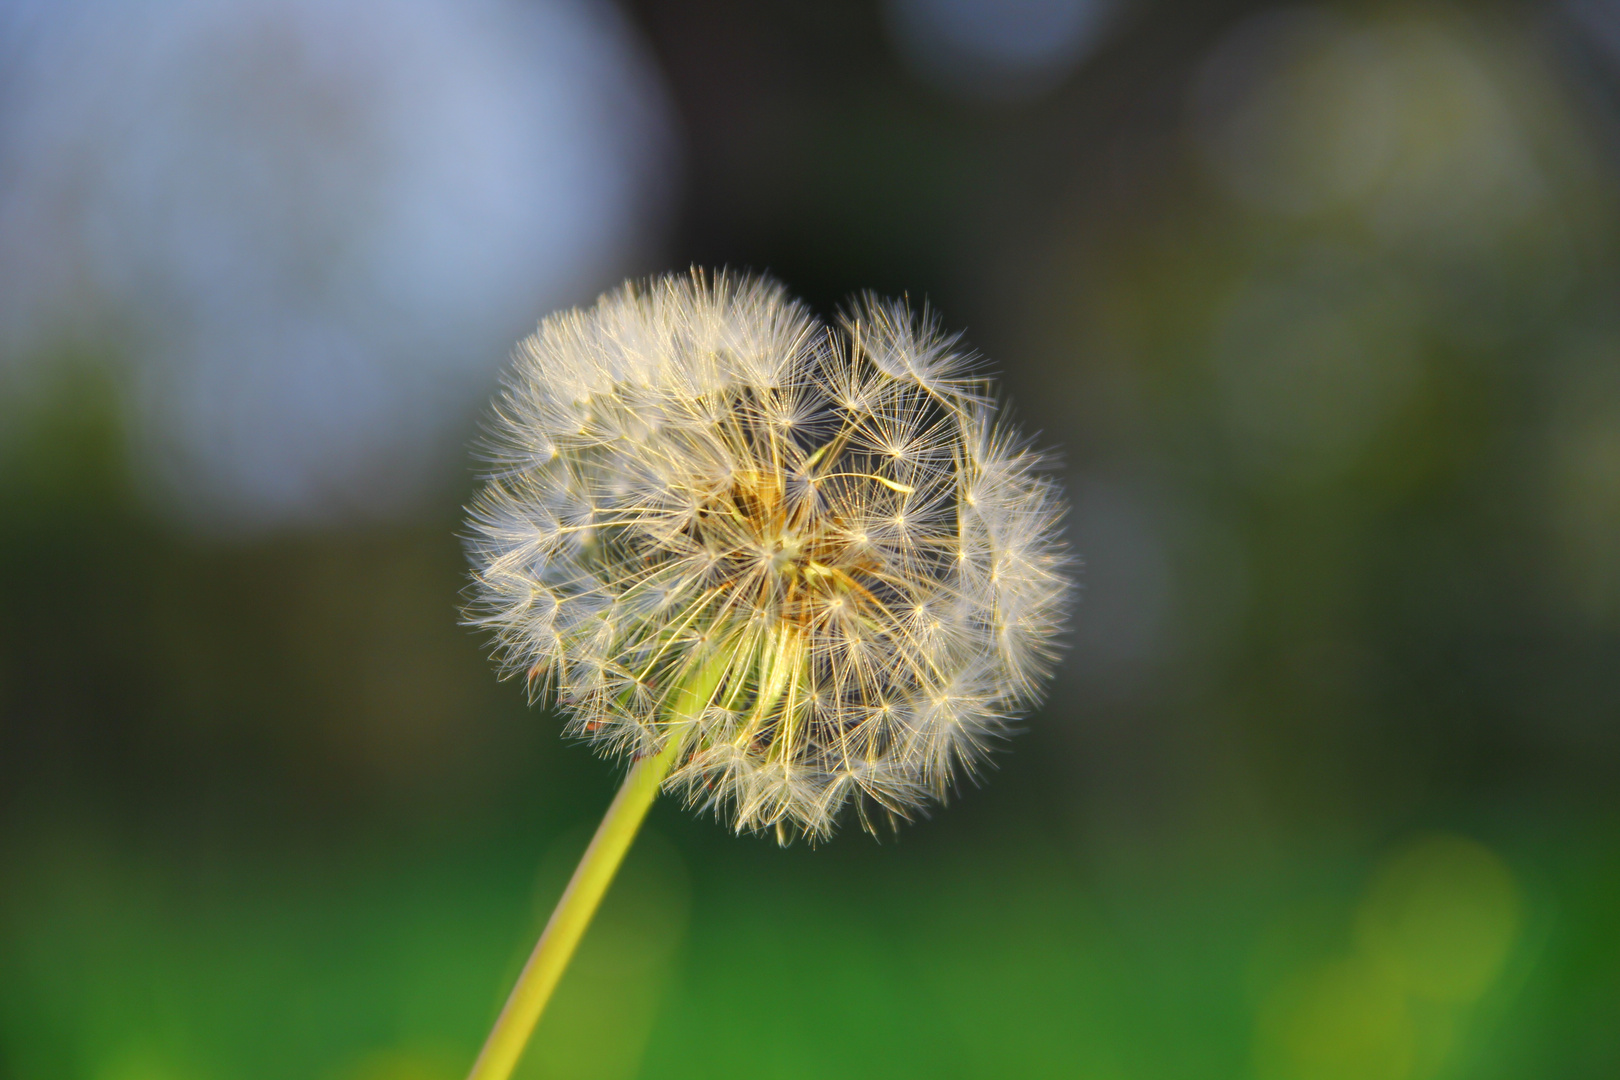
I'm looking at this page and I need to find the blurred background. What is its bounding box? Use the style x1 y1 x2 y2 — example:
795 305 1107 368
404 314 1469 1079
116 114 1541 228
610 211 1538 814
1 0 1617 1076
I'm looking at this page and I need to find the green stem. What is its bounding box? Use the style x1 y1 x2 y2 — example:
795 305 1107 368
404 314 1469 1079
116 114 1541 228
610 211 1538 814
465 650 730 1080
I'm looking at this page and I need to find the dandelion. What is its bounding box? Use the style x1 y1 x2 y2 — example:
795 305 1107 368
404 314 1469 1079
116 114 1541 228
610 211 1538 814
461 269 1070 1080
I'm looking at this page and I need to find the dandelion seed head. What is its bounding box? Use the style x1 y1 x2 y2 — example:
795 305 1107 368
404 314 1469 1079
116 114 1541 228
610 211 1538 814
466 270 1072 841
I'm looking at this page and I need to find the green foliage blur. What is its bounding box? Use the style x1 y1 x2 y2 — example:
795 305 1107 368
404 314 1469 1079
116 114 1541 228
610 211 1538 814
4 2 1619 1078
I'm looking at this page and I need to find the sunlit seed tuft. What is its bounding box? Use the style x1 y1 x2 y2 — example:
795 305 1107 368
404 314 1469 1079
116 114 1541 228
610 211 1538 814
465 269 1072 841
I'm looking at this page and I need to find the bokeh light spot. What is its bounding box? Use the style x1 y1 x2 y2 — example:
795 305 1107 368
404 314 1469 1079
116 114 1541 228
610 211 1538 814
1191 6 1550 245
0 0 674 531
1354 833 1521 1004
1191 6 1400 217
884 0 1123 102
1255 955 1415 1080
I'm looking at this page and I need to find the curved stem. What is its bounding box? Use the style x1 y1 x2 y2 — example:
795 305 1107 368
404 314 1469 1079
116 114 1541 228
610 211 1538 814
465 651 730 1080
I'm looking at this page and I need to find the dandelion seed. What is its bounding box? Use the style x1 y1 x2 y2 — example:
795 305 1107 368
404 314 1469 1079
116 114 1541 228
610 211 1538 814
468 268 1071 839
460 269 1071 1080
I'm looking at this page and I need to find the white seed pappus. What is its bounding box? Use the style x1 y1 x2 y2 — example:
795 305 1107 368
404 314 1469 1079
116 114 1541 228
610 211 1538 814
466 271 1071 841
